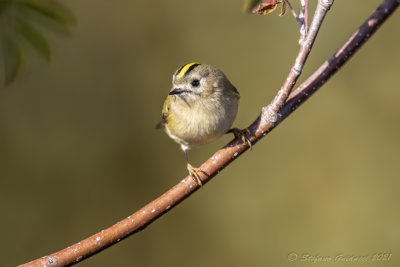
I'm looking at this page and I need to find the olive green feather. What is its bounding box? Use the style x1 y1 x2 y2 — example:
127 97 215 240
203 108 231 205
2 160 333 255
156 95 171 129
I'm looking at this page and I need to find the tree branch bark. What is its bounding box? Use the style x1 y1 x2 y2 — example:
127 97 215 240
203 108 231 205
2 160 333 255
20 0 398 266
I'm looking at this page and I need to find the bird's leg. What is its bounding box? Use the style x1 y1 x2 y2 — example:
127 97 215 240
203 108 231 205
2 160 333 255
184 150 203 187
227 128 252 149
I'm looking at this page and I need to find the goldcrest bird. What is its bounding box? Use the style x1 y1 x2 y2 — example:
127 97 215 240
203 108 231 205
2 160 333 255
157 63 249 186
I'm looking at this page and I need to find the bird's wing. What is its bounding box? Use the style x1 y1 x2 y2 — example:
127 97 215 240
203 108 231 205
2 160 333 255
155 95 171 129
232 86 240 99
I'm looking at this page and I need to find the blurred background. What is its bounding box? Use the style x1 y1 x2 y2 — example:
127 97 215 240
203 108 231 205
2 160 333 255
1 1 399 266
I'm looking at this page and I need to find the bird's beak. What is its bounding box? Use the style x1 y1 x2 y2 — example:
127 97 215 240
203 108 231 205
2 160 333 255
169 88 185 95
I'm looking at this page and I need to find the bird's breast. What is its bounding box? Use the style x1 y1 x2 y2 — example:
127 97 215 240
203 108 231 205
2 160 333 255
166 96 238 148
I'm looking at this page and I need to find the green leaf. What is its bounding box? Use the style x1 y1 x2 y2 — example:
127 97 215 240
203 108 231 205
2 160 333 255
3 38 23 85
0 1 11 15
0 0 75 85
16 17 51 61
17 0 76 26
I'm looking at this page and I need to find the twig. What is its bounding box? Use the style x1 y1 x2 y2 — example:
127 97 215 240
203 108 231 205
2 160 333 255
287 0 397 107
284 0 299 20
264 0 333 124
278 0 399 123
19 0 398 266
286 0 309 42
298 0 309 43
304 0 309 34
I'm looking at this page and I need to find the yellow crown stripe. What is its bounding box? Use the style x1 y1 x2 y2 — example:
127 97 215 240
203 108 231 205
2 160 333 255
176 62 200 78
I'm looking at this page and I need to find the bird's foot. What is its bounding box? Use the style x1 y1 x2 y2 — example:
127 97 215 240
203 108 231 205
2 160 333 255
187 163 205 188
229 128 252 149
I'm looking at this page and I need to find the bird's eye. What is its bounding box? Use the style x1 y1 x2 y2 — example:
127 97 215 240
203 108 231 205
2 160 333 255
191 79 200 87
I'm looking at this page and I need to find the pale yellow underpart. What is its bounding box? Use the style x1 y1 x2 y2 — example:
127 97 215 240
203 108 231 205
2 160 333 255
165 93 238 152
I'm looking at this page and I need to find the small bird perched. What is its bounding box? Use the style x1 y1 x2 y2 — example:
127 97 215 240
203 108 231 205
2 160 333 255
157 63 249 186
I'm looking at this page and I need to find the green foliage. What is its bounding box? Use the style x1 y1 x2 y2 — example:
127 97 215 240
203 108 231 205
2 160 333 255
0 0 75 85
16 18 51 60
3 37 22 84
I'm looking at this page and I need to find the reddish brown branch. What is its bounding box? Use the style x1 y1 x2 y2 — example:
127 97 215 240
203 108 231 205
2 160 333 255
19 0 398 266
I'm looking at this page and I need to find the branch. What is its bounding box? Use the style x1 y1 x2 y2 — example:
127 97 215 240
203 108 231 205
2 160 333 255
298 0 309 43
285 0 399 114
265 0 332 123
20 0 398 266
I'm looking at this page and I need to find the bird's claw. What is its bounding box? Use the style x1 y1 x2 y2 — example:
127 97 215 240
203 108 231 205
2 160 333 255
187 164 204 188
231 128 252 149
